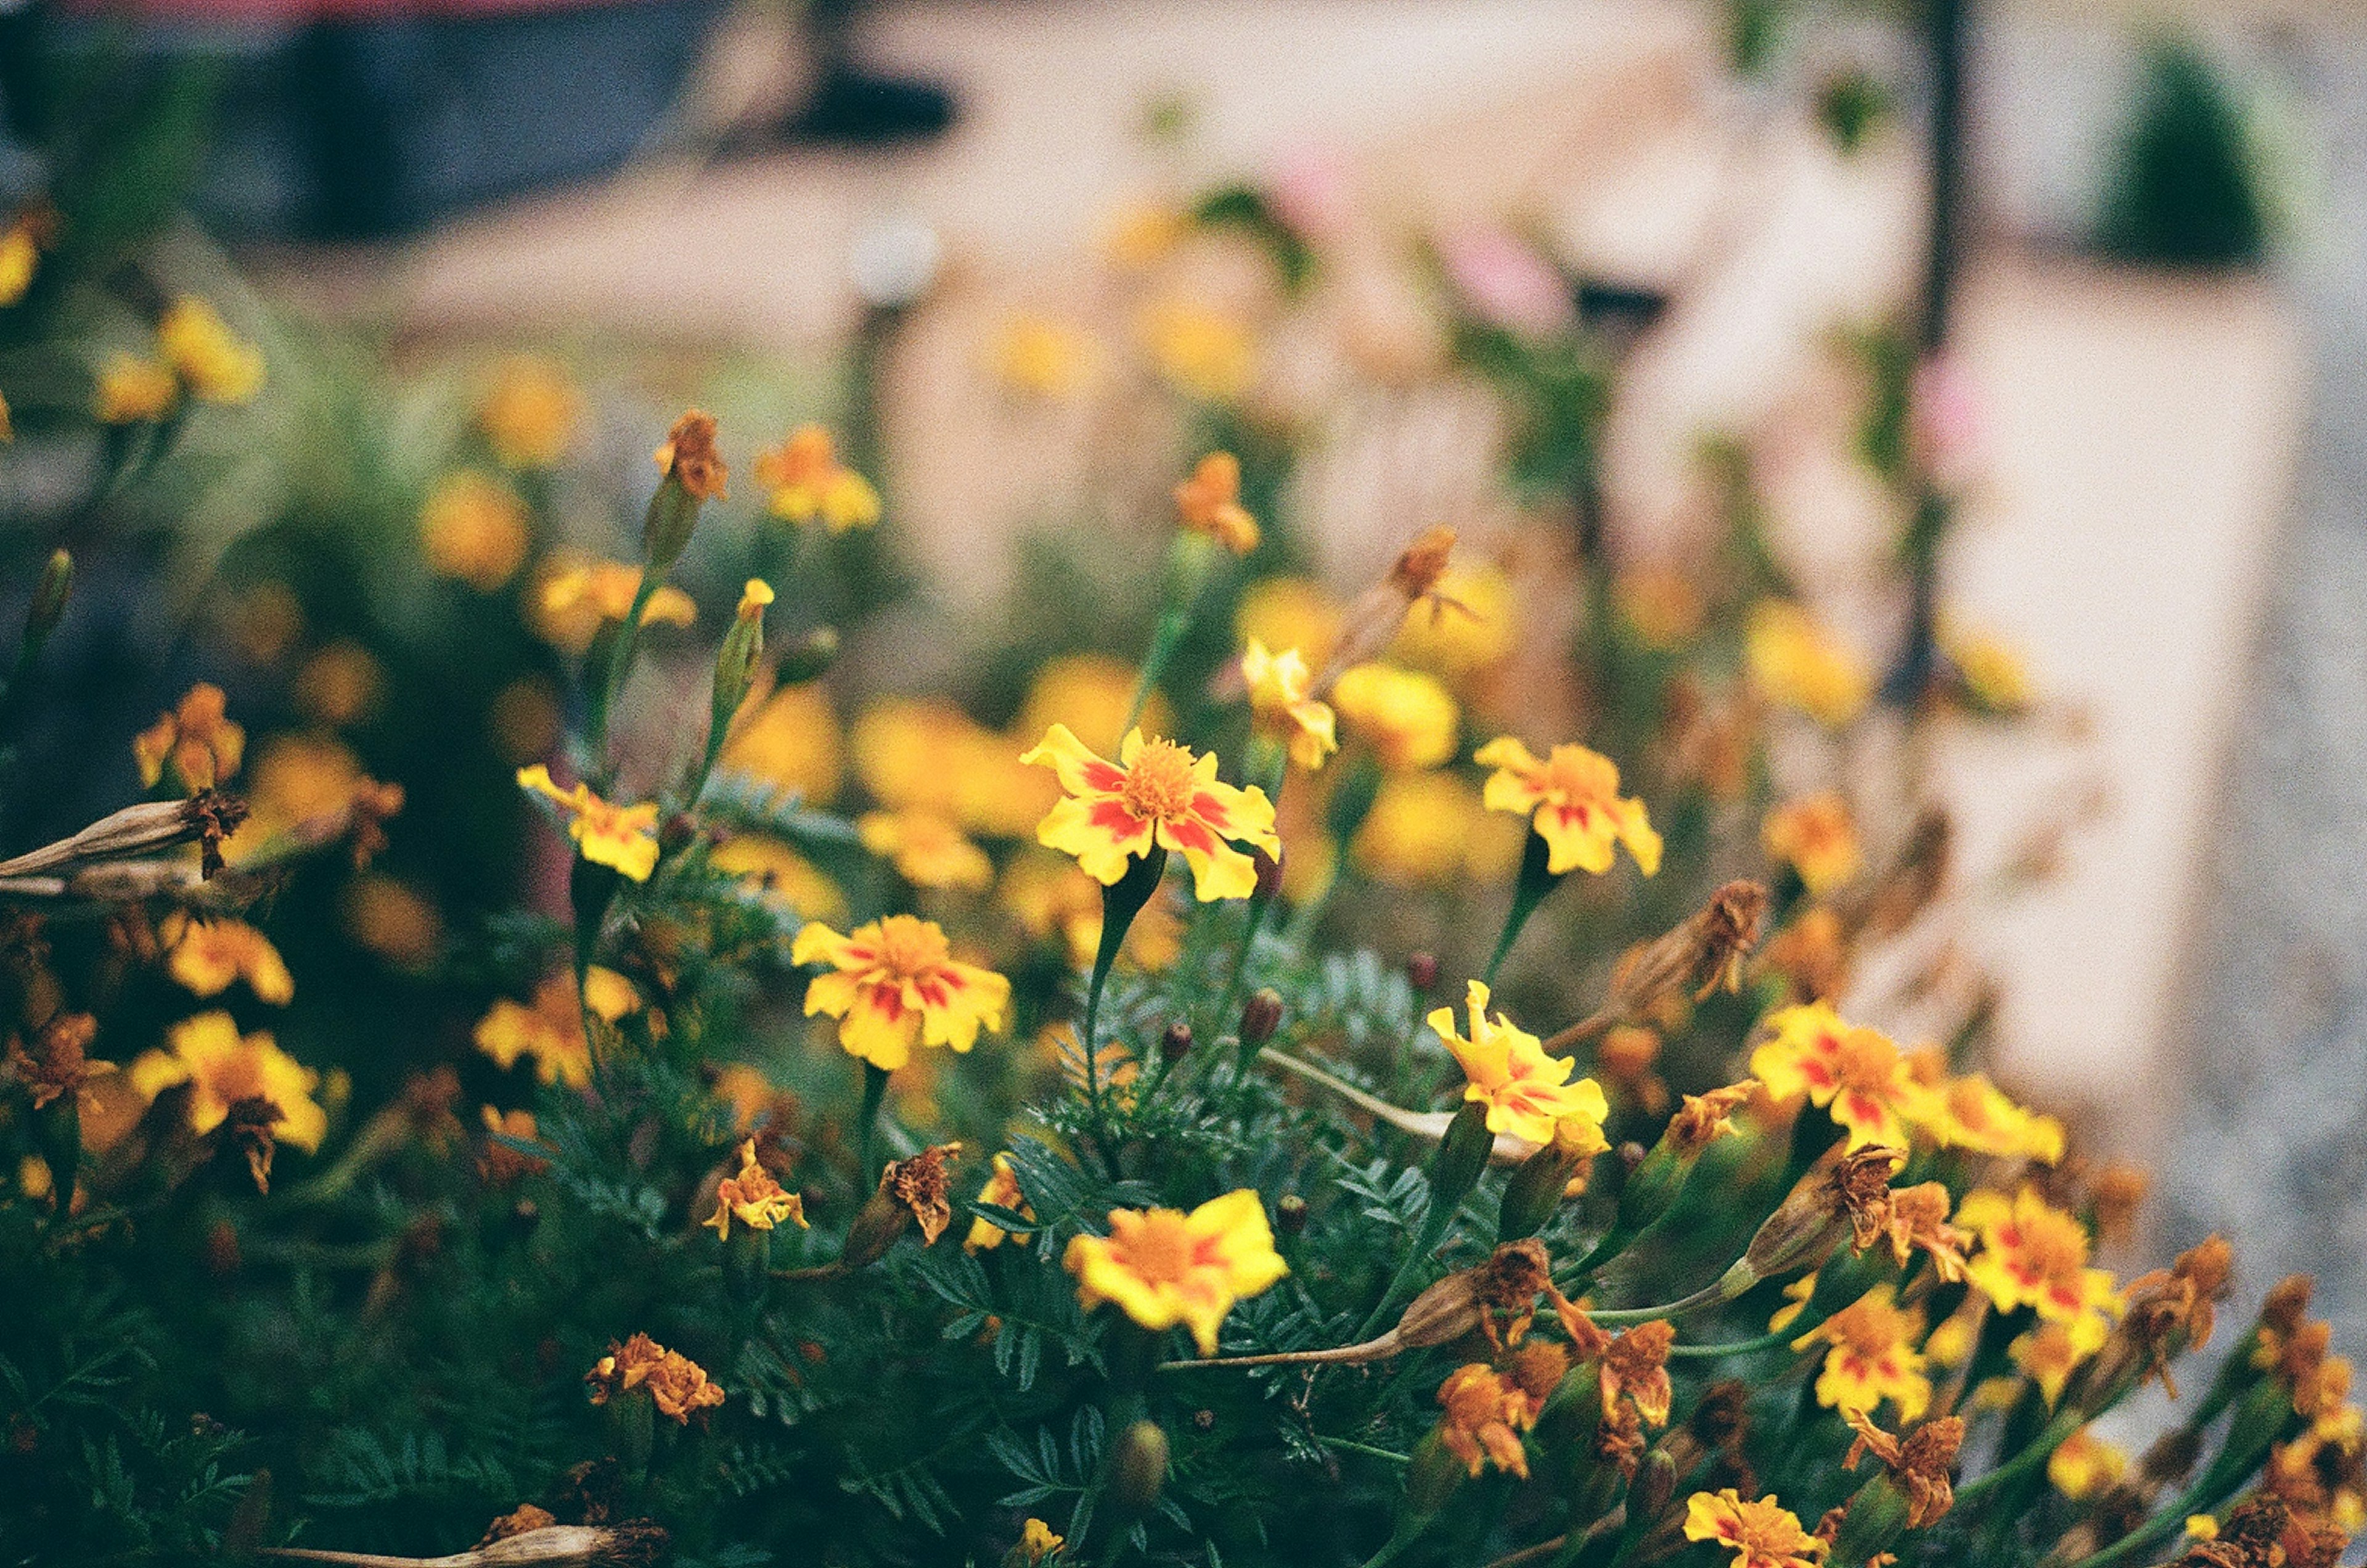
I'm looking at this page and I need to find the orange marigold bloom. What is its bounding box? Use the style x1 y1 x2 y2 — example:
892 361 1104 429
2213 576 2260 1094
1436 1363 1540 1478
472 966 633 1088
1429 980 1609 1148
653 408 727 501
1331 663 1458 772
129 1011 326 1153
1910 1061 2066 1164
1683 1489 1829 1568
1476 736 1662 878
6 1014 113 1113
477 354 582 469
134 683 245 792
1240 639 1336 770
586 1333 724 1423
755 424 880 531
1173 452 1260 554
419 470 531 592
1064 1189 1288 1356
1959 1186 2121 1341
1749 1003 1926 1150
1762 793 1861 894
965 1151 1036 1251
2009 1321 2092 1407
2046 1427 2127 1499
705 1138 807 1239
517 765 660 882
857 809 994 891
1796 1285 1932 1422
157 297 264 404
1023 725 1280 902
536 560 698 653
791 915 1009 1072
165 915 293 1005
1747 600 1871 727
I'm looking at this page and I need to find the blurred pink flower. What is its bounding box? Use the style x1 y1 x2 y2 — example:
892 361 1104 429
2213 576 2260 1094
1439 224 1575 337
1910 354 1985 492
1265 144 1355 241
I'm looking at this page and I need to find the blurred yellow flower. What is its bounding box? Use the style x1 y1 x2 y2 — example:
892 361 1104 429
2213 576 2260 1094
1100 199 1185 269
1174 451 1260 554
2046 1428 2127 1499
95 353 176 423
1065 1189 1288 1355
1942 619 2035 712
477 354 582 468
1389 563 1514 677
720 682 843 806
1240 639 1336 770
1023 725 1278 901
420 472 531 592
535 558 697 655
1014 653 1165 759
1475 736 1661 878
517 764 660 881
1615 566 1705 650
2009 1320 2093 1406
1748 601 1871 727
165 915 293 1005
1761 793 1860 894
792 915 1010 1072
1140 298 1256 402
965 1151 1035 1251
134 683 244 793
0 219 35 305
711 833 846 923
131 1011 325 1152
1333 663 1457 772
342 875 443 968
1429 979 1609 1148
473 968 632 1088
1236 576 1343 674
992 313 1101 399
1351 770 1521 888
756 425 879 532
998 849 1180 970
294 640 383 728
858 808 994 891
222 735 387 860
158 298 264 404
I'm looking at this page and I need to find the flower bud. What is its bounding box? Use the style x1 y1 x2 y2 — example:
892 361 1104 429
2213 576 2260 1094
1390 1270 1483 1351
1160 1020 1194 1062
1252 846 1284 901
709 579 771 732
645 410 722 570
1238 987 1283 1047
1110 1419 1169 1511
1405 951 1439 992
1275 1193 1307 1236
1427 1101 1494 1217
1630 1446 1677 1524
1497 1118 1602 1242
838 1188 911 1272
23 549 70 652
775 626 840 685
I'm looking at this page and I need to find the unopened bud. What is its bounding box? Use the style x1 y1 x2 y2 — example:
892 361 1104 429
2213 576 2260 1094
1405 951 1440 992
1110 1419 1169 1510
1160 1020 1194 1062
775 626 839 685
24 549 71 650
1391 1270 1483 1350
838 1188 911 1272
1401 1431 1465 1519
1631 1447 1678 1524
1497 1119 1606 1242
1252 846 1284 901
1275 1193 1307 1236
1427 1101 1494 1215
1238 987 1283 1047
709 579 771 730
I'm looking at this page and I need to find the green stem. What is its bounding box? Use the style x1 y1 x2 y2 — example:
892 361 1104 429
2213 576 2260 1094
1124 540 1217 733
1325 1437 1411 1465
852 1062 891 1187
1953 1405 2084 1507
1665 1318 1819 1360
1484 829 1563 987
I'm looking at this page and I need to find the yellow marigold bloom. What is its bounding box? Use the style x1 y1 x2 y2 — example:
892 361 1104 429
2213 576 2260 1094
858 809 994 891
536 559 697 654
419 470 531 592
756 425 879 531
1014 1517 1065 1564
517 765 660 882
791 915 1010 1072
1236 576 1343 673
856 697 1044 828
0 220 35 305
95 352 176 423
1768 1275 1818 1334
1351 770 1523 888
1924 1305 1980 1368
165 916 293 1005
477 354 581 468
992 313 1100 399
1616 566 1706 650
1748 600 1871 727
1389 562 1515 677
586 1333 724 1423
966 1151 1036 1251
1240 639 1336 770
1100 198 1185 268
2185 1516 2219 1543
1796 1285 1932 1422
2010 1321 2096 1406
1749 1003 1926 1150
1023 725 1280 902
1761 793 1861 895
1014 653 1169 762
129 1011 325 1153
1332 663 1457 772
134 682 245 792
2046 1427 2127 1499
712 834 846 923
1174 451 1260 554
1942 619 2034 712
1436 1363 1540 1479
1140 298 1257 402
219 734 402 864
652 407 726 501
1959 1186 2122 1334
721 682 843 806
1475 736 1662 878
1910 1060 2065 1164
704 1139 807 1239
473 970 608 1088
1429 980 1610 1148
1683 1490 1829 1568
158 298 263 404
582 965 642 1024
1064 1189 1288 1356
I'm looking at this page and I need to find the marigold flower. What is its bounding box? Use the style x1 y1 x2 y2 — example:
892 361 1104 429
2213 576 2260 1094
95 353 177 423
1064 1189 1288 1355
6 1014 112 1113
478 354 582 468
1601 1320 1676 1426
1237 576 1343 672
134 683 245 793
1174 452 1260 554
755 425 878 531
218 734 401 864
157 298 264 404
1942 620 2034 712
652 407 726 501
1140 298 1257 402
1352 771 1524 888
883 1142 961 1244
1014 1517 1065 1564
965 1151 1036 1251
1796 1285 1932 1421
478 1106 549 1183
165 915 294 1005
1332 663 1457 772
1014 654 1169 763
517 765 660 882
1876 1181 1970 1282
1910 1063 2065 1164
1959 1185 2121 1338
705 1139 807 1239
1023 724 1278 902
1842 1410 1965 1529
1749 1003 1926 1149
1476 736 1662 878
129 1010 325 1153
1762 793 1861 894
721 682 842 806
472 967 631 1088
2009 1320 2093 1406
791 915 1009 1072
857 809 994 891
0 219 35 304
999 851 1182 970
1390 562 1513 677
1748 600 1871 727
1683 1489 1829 1568
419 471 531 592
1429 980 1609 1149
992 313 1101 399
586 1333 724 1423
1436 1363 1540 1478
2046 1427 2127 1499
536 560 698 653
1239 639 1335 770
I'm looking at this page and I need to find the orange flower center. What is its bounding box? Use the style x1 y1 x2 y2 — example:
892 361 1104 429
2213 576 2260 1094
870 915 949 978
2001 1212 2087 1283
1121 741 1197 823
1540 749 1613 806
203 1049 268 1106
1833 1029 1899 1088
1111 1209 1208 1286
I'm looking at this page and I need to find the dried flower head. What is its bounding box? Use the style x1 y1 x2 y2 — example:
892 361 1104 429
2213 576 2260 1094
1174 452 1260 554
653 409 726 502
586 1333 724 1423
1601 1320 1675 1427
6 1013 108 1112
1843 1410 1966 1527
1436 1363 1539 1478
